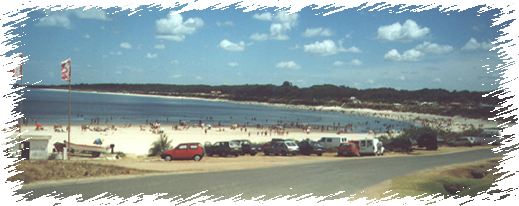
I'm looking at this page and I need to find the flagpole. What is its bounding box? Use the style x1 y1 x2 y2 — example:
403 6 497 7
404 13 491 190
67 78 71 160
67 59 71 160
18 52 23 156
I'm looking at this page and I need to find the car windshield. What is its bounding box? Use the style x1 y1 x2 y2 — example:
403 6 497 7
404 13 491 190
285 142 297 146
341 144 351 148
229 142 240 147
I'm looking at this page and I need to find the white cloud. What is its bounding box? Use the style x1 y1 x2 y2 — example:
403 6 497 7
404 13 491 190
216 21 234 26
397 75 406 81
120 42 132 49
228 62 239 67
349 59 363 66
276 61 301 69
171 60 180 65
433 78 442 83
377 19 430 42
155 12 204 42
415 41 453 54
219 39 245 51
196 76 203 80
73 8 110 21
344 46 362 53
303 40 345 56
36 8 109 29
461 38 494 51
146 53 157 59
169 74 182 78
36 12 72 29
250 33 268 41
289 44 301 50
274 11 298 27
269 23 290 40
367 79 375 84
302 28 333 37
253 12 273 21
154 44 166 50
384 49 424 61
332 61 344 67
82 35 90 39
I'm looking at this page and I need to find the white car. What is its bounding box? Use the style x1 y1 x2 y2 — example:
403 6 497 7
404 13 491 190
448 137 476 147
477 129 502 145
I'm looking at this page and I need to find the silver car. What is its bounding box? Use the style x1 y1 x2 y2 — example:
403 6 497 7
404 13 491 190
448 137 476 147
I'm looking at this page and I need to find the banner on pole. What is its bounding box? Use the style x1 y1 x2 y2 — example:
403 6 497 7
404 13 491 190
61 58 71 82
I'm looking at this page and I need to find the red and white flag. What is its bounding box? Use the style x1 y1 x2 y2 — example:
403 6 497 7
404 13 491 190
61 58 71 82
11 53 23 78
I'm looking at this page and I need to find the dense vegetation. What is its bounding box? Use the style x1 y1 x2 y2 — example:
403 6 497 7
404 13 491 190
26 82 510 121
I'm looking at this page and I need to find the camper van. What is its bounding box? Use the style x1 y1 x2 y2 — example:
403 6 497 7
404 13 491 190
358 138 385 156
478 129 502 145
317 136 348 149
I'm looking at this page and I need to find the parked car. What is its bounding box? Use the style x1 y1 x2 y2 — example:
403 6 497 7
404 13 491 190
477 129 502 145
437 135 445 147
298 140 324 156
231 139 259 156
263 141 299 156
204 141 242 157
160 142 204 161
384 137 418 152
416 133 438 150
317 136 348 150
448 137 476 147
358 138 385 156
337 141 360 156
260 138 289 151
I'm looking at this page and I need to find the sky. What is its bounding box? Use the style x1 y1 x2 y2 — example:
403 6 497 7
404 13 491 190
3 1 513 92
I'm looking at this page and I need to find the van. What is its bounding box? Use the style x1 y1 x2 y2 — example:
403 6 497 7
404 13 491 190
317 136 348 149
478 129 502 145
358 138 384 156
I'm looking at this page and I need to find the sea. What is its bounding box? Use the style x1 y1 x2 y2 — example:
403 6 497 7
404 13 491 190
13 89 418 133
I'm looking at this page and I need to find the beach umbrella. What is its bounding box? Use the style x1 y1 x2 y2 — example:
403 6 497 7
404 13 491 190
36 123 42 128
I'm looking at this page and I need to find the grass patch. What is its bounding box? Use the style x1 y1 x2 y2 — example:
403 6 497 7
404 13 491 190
380 158 505 199
7 160 160 184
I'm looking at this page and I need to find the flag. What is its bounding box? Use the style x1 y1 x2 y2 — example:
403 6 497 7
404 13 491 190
61 58 71 82
11 53 22 78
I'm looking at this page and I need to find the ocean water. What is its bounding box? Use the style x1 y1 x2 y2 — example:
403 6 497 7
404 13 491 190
14 89 417 133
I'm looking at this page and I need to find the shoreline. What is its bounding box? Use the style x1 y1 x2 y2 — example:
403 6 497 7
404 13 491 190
32 88 500 132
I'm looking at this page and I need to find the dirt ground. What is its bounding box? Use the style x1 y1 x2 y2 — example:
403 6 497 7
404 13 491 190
90 145 497 173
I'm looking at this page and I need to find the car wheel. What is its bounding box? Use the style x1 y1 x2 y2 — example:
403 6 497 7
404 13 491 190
466 143 472 147
92 152 100 157
220 151 227 157
281 151 287 156
234 153 239 157
250 153 256 156
317 153 322 156
402 147 409 153
164 155 172 161
193 155 202 161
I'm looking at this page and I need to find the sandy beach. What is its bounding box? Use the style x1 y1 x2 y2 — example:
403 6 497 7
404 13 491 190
8 90 501 156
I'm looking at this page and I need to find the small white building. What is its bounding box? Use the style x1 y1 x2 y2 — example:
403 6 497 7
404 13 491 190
7 135 52 160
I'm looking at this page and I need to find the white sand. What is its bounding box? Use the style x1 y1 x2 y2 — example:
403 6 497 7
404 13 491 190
9 91 501 156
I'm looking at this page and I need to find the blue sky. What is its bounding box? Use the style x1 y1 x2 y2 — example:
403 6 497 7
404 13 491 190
5 1 509 92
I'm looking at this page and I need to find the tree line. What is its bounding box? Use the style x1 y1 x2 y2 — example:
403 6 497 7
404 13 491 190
25 81 509 120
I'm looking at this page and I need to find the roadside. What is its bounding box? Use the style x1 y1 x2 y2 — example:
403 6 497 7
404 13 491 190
356 157 504 200
8 145 498 188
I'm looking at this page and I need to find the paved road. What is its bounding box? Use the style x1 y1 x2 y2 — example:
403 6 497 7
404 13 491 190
15 148 502 202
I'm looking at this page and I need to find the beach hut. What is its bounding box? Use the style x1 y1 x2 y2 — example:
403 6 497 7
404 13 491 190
7 135 52 160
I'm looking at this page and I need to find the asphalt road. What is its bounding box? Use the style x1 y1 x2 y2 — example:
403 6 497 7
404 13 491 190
14 148 503 203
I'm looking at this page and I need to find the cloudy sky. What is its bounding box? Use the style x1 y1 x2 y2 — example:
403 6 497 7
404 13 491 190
5 1 510 92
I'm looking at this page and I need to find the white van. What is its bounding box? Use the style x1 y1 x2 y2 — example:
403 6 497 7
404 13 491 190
358 138 385 155
317 136 348 149
478 129 502 145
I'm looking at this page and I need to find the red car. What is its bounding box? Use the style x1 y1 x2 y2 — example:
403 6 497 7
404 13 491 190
160 143 204 161
337 141 360 156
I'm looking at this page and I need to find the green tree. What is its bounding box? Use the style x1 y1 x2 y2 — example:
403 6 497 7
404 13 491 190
149 134 173 156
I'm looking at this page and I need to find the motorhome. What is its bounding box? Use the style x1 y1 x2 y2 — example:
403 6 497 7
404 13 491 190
358 138 385 155
317 136 348 149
